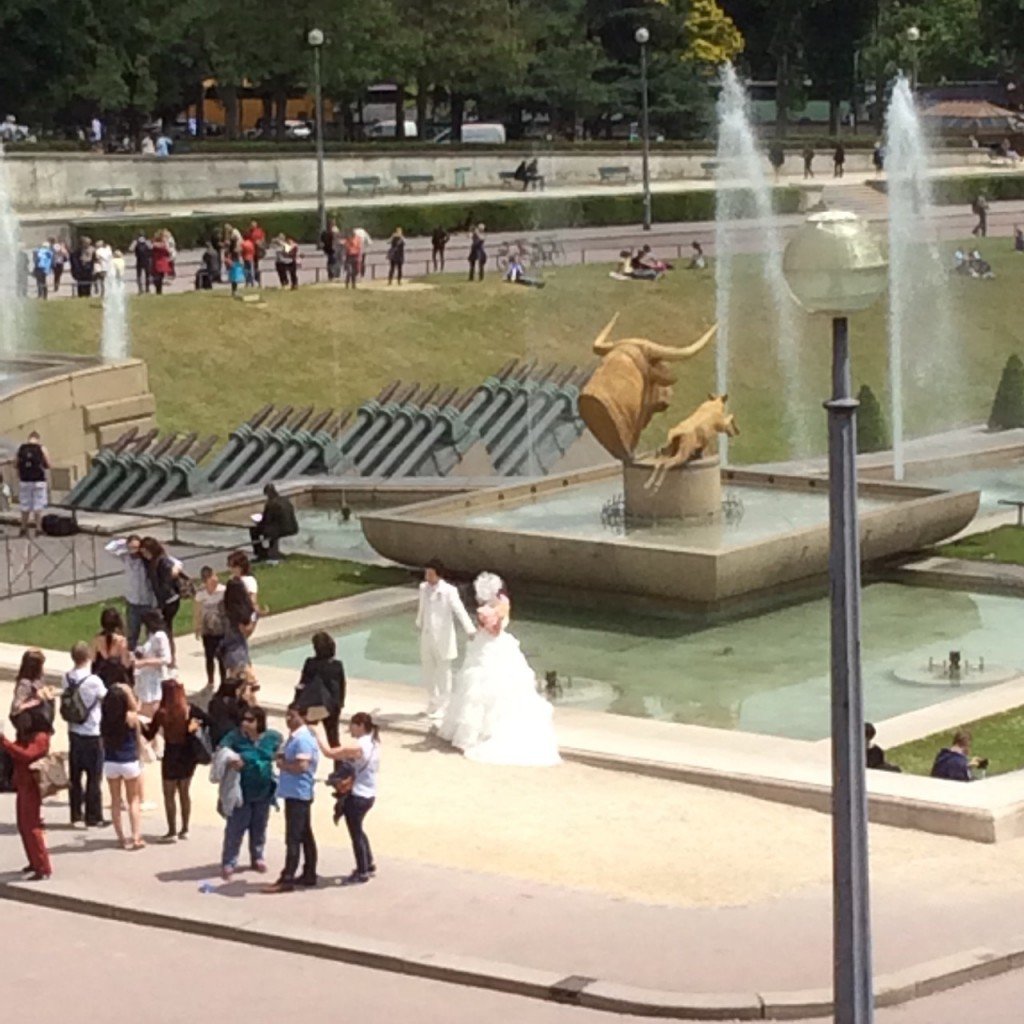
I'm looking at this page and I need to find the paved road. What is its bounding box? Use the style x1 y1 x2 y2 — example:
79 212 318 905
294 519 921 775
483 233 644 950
3 899 1022 1023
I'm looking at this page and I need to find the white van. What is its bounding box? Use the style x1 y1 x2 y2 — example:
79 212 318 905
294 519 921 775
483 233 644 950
433 123 507 145
366 119 419 139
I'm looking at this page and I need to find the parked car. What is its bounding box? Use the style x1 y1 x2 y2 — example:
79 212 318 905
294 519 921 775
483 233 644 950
433 122 507 145
0 117 33 143
366 119 419 139
244 120 314 141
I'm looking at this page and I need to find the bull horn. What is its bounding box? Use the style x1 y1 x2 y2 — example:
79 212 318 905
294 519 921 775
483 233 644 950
644 322 718 362
591 313 622 355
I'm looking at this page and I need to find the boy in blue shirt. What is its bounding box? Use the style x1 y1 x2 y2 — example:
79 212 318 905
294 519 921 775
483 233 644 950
268 704 319 892
32 243 54 299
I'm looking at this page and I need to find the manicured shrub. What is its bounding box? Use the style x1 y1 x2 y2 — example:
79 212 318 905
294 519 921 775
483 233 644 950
856 384 889 453
69 187 801 249
988 354 1024 430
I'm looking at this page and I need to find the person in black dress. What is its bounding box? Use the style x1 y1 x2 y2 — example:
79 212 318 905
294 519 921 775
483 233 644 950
294 631 346 747
142 679 208 840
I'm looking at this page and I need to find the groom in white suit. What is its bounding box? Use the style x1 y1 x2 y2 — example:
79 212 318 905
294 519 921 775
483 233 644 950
417 559 476 720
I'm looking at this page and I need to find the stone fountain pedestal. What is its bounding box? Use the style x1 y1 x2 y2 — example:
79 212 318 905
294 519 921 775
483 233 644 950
623 456 721 519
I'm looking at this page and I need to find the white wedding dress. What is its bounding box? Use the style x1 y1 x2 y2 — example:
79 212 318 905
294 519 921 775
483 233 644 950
438 592 560 767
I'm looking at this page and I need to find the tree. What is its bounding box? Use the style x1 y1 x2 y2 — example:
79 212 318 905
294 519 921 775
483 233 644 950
856 385 889 453
988 354 1024 430
681 0 744 66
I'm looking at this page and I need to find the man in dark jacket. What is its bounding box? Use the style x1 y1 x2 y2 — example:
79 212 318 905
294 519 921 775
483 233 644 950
931 730 983 781
250 484 299 564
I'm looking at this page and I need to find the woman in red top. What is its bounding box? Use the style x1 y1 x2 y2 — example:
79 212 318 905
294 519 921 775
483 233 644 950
2 707 54 880
151 231 173 295
245 220 266 284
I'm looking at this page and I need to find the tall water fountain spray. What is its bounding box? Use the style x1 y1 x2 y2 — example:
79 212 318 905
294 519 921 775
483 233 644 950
715 65 803 462
0 141 26 357
101 260 129 362
884 75 955 480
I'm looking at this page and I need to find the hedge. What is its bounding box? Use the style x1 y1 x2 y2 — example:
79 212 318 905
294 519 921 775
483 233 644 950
871 173 1024 206
989 354 1024 430
70 186 803 248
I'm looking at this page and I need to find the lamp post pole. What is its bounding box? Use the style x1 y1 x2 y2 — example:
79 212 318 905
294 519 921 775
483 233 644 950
827 314 874 1024
636 26 652 231
309 28 326 236
783 210 886 1024
906 26 921 94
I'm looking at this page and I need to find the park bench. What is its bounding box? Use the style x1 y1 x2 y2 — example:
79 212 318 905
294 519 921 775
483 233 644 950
454 166 472 189
86 187 135 211
344 175 382 195
998 498 1024 526
598 165 632 184
700 160 720 179
239 180 282 200
499 170 546 191
397 174 435 193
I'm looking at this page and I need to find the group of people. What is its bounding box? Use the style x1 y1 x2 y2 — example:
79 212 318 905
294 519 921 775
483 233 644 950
611 242 677 282
865 723 988 781
29 235 147 300
125 229 178 295
953 247 995 279
192 220 269 294
0 619 379 891
318 222 408 287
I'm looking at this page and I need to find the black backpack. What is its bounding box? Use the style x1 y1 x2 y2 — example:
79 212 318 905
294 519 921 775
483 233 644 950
17 443 45 481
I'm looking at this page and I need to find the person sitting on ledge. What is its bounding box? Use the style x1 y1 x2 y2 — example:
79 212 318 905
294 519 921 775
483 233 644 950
865 722 901 773
931 729 987 782
250 484 299 565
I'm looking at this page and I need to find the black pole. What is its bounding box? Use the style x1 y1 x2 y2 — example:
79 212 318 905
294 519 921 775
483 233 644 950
827 314 874 1024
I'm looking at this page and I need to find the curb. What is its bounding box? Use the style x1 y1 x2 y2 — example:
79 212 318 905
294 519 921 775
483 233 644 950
2 882 1022 1019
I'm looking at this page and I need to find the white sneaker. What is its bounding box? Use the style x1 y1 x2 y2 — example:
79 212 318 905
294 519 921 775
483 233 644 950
140 802 158 812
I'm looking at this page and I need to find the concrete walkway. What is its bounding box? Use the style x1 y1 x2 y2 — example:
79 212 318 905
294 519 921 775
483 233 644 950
1 817 1022 1019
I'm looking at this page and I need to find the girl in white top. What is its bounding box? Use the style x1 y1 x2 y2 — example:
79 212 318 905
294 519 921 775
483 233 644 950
316 712 380 885
134 609 172 711
227 550 260 604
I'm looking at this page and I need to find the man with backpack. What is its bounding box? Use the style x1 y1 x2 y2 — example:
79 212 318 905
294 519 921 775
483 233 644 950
62 641 107 828
16 430 50 538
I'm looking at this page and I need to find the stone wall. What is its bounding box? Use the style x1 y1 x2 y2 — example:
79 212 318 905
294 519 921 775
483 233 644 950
5 147 990 211
0 358 157 488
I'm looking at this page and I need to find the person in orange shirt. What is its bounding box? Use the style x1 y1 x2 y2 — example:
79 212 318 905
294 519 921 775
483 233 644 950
343 230 362 290
244 220 267 285
240 235 256 287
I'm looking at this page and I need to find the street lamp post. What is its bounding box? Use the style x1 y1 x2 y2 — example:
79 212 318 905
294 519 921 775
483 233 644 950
906 25 921 93
782 211 888 1024
635 26 652 232
308 28 326 236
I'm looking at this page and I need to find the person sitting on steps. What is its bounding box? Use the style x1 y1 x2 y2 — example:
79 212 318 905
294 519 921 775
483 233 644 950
250 484 298 564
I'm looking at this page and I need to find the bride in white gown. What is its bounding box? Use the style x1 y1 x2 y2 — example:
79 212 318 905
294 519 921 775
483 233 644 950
438 572 560 767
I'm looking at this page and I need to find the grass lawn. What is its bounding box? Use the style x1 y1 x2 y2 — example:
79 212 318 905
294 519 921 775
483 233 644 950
936 525 1024 565
0 555 411 652
889 705 1024 777
28 237 1024 464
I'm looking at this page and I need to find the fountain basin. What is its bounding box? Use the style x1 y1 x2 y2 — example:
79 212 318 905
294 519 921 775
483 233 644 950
893 664 1018 688
361 464 980 605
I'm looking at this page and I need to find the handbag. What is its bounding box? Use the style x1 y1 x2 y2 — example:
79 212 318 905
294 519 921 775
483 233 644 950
31 752 69 799
188 724 214 766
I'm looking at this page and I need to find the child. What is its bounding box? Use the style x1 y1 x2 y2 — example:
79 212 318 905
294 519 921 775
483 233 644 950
227 254 245 296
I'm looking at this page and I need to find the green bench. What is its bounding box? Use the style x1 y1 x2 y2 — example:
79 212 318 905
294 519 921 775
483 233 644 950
598 165 632 184
701 160 721 179
239 180 282 200
344 176 382 195
398 174 435 193
498 171 518 188
86 187 135 211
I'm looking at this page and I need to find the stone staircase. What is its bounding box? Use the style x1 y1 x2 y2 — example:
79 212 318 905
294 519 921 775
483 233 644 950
821 181 890 220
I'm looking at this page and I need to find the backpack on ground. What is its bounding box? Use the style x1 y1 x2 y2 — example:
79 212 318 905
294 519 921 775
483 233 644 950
59 673 93 725
42 513 78 537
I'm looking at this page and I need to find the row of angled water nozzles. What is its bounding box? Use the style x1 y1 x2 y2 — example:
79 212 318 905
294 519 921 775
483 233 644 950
929 652 986 676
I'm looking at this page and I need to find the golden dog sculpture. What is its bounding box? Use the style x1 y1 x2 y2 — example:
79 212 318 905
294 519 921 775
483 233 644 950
644 394 740 492
578 314 717 462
